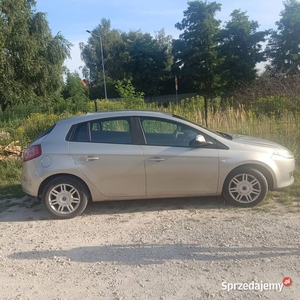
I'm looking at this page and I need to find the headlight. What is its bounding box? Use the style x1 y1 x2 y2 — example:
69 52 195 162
273 147 294 159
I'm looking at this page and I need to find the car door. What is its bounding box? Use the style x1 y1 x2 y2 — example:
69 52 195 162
138 117 219 197
69 117 146 197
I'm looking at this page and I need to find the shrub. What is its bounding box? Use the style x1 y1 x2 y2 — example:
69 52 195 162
256 95 296 117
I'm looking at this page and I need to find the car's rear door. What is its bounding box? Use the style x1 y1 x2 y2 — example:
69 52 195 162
69 117 146 197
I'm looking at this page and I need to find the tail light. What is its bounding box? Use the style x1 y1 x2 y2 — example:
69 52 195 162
23 145 42 162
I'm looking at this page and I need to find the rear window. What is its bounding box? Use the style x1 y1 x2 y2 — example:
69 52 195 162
33 124 56 142
68 117 133 144
90 118 132 144
72 122 89 142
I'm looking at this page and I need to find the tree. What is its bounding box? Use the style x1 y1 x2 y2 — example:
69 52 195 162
0 0 71 111
59 71 89 113
123 30 171 96
81 20 173 98
266 0 300 75
80 19 128 99
154 29 174 95
172 1 222 97
218 9 269 95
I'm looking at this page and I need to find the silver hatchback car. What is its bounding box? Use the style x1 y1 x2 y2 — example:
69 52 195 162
22 110 295 219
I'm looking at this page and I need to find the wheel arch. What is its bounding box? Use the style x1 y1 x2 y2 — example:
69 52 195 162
222 163 275 192
38 173 92 202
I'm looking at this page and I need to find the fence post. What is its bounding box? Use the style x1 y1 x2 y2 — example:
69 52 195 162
204 95 208 127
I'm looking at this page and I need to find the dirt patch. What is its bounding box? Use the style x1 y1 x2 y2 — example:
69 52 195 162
0 197 299 299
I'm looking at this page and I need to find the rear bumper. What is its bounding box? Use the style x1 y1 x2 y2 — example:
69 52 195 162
21 162 42 198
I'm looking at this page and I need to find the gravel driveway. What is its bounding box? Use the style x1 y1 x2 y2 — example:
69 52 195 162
0 197 299 300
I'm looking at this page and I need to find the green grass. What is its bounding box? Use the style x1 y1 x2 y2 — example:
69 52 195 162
0 159 24 200
255 168 299 212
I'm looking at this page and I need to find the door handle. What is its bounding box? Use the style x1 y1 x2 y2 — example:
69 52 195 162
146 157 165 162
80 156 99 161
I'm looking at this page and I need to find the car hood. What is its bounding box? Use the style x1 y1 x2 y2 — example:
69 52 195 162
231 134 281 149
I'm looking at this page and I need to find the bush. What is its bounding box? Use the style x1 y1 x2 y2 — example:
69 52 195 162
256 95 296 117
115 79 145 109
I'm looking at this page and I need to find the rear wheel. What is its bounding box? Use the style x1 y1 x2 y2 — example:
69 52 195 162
42 176 89 219
223 168 268 207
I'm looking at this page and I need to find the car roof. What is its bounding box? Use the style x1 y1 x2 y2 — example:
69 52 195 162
57 110 173 125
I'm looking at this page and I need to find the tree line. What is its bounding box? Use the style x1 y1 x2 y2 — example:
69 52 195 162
82 0 300 100
1 0 300 112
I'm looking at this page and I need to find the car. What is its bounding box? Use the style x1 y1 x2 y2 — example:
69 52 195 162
22 110 295 219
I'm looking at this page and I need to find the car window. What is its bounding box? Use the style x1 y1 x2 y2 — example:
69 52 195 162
33 124 56 142
71 122 89 142
142 119 177 134
140 117 199 147
101 119 130 132
90 117 132 144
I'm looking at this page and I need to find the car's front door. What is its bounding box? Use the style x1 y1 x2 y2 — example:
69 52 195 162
139 117 219 196
69 117 145 197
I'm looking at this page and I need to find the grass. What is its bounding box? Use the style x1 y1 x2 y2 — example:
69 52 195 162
0 159 23 199
255 169 300 212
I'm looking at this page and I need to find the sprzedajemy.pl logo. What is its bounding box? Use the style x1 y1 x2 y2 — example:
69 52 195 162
222 277 292 292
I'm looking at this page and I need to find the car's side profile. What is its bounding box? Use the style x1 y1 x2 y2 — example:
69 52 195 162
22 110 295 219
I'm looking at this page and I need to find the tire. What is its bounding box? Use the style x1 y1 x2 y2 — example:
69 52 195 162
222 168 268 207
42 176 89 219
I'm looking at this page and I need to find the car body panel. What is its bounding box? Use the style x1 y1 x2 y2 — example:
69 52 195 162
69 142 146 197
141 145 219 196
231 134 283 147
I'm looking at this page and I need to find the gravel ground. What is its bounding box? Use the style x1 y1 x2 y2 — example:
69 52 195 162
0 196 299 300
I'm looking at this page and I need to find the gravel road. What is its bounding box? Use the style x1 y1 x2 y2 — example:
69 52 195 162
0 196 299 300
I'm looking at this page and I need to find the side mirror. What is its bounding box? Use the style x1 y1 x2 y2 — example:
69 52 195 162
190 135 213 148
195 135 206 143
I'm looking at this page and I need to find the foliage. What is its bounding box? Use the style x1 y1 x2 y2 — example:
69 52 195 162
218 9 269 95
79 1 300 101
115 79 144 108
124 30 172 96
15 113 67 146
0 111 70 149
81 20 173 98
93 99 125 111
0 159 23 199
266 0 300 75
231 74 300 111
256 95 295 116
80 19 127 99
173 1 222 98
0 0 72 111
59 71 90 113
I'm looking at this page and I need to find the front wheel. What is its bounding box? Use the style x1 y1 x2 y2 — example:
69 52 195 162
42 176 89 219
223 168 268 207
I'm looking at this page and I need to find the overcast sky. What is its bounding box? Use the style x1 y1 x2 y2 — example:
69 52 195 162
35 0 285 74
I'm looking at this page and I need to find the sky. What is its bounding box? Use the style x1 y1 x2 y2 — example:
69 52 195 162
35 0 286 75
